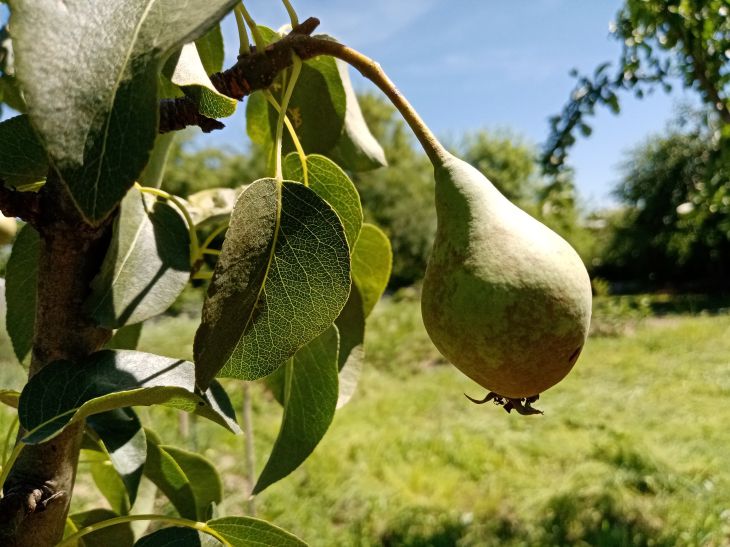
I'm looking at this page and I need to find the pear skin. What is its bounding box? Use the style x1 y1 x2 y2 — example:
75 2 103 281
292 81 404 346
421 153 592 399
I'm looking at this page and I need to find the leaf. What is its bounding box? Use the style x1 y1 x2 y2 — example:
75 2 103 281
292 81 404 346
87 408 147 507
5 223 39 363
69 509 134 547
85 187 190 329
0 115 47 187
168 42 236 119
246 54 346 156
106 324 144 351
334 284 366 408
195 25 225 74
84 447 130 515
283 153 363 249
138 133 176 189
206 517 306 547
162 445 222 520
0 389 19 408
11 0 240 222
187 186 244 229
0 75 26 113
351 223 392 317
327 60 387 172
143 435 198 520
135 527 204 547
194 179 350 387
18 350 240 445
254 326 339 494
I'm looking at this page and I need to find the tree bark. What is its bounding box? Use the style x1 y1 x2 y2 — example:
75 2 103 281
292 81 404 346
0 175 112 546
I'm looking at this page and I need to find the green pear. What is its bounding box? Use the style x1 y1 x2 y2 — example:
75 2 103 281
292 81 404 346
421 152 592 401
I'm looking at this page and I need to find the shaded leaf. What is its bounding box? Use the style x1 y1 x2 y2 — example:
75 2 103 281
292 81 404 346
11 0 239 221
0 115 46 187
85 188 190 329
87 407 147 507
139 133 176 189
194 179 350 387
163 445 222 520
18 350 240 444
254 326 339 494
0 75 26 113
143 435 197 520
283 153 363 248
206 517 306 547
83 446 130 515
168 42 236 119
5 223 39 363
351 223 392 316
135 527 205 546
69 509 134 547
0 389 19 408
334 284 365 408
106 324 144 351
327 60 387 171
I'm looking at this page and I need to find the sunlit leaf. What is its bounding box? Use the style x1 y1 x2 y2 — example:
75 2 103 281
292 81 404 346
0 115 46 187
18 350 240 444
283 153 363 248
106 324 144 351
334 284 366 408
11 0 239 221
254 326 339 494
83 447 130 516
206 517 306 547
0 389 19 408
194 179 350 387
85 188 190 329
351 223 392 316
5 223 39 363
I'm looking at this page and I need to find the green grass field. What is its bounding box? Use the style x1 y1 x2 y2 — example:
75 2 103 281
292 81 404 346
2 294 730 546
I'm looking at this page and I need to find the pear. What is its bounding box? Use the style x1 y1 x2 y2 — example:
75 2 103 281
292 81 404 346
421 152 592 404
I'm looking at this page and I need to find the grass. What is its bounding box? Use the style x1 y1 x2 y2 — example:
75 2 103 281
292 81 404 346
2 293 730 545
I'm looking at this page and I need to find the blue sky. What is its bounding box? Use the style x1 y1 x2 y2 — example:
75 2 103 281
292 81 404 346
2 2 693 208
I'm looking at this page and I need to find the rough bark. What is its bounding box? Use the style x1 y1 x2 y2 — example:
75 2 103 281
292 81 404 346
0 174 112 546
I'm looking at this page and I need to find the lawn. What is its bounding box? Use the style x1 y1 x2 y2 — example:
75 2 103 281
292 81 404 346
2 293 730 546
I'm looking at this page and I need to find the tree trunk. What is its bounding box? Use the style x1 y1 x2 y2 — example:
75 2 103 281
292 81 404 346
0 176 112 546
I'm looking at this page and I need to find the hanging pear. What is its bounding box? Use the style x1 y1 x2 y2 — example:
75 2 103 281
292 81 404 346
421 152 592 411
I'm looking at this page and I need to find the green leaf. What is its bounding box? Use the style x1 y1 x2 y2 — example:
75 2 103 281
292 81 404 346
195 25 225 74
254 326 339 494
83 446 130 515
85 188 190 329
246 55 346 156
168 42 236 119
0 115 47 187
334 284 366 408
87 408 147 507
194 179 350 387
69 509 134 547
138 133 176 189
0 75 26 113
11 0 239 222
206 517 306 547
187 186 243 230
143 435 197 520
106 324 144 351
5 223 39 363
0 389 19 408
18 350 240 444
327 60 387 172
283 153 363 249
135 527 204 546
163 445 222 520
351 223 392 317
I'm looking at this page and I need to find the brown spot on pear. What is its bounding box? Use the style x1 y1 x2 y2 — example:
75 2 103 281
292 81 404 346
421 153 592 399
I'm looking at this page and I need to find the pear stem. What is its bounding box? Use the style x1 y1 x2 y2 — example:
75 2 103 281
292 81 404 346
302 39 449 166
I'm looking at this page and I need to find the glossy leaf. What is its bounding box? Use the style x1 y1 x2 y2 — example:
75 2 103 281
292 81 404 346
5 223 39 363
206 517 306 547
351 223 392 317
18 350 240 444
168 42 236 119
85 188 190 329
163 445 222 520
69 509 134 547
194 179 350 387
0 115 47 187
143 435 198 520
11 0 239 222
106 324 144 351
327 60 387 171
87 408 147 507
254 326 339 494
135 527 204 546
334 284 366 408
283 153 363 248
